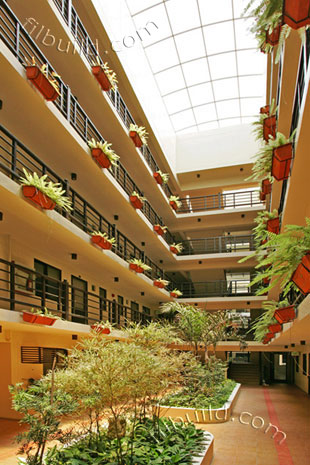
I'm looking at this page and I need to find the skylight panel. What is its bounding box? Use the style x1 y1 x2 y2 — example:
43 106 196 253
203 22 235 55
182 58 211 86
156 66 186 95
237 50 266 75
175 29 205 63
208 52 237 80
145 38 179 73
233 0 247 19
170 109 196 131
241 116 256 124
177 126 199 135
199 0 233 25
164 89 191 114
132 4 171 46
213 77 239 100
166 0 200 34
193 103 217 124
126 0 160 16
216 99 240 119
239 75 265 97
240 97 262 116
198 121 219 131
234 18 257 50
219 117 241 128
188 82 214 106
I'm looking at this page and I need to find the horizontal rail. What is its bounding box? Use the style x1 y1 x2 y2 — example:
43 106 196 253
178 191 263 213
179 235 255 255
177 280 259 299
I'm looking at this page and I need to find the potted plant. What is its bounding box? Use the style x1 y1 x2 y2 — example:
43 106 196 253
129 124 148 147
169 195 182 211
91 57 118 91
263 332 274 344
153 278 170 289
283 0 310 29
22 307 60 326
274 304 296 324
251 301 280 342
88 138 120 169
260 105 270 114
252 99 277 142
90 320 113 334
129 191 146 209
25 57 60 101
128 258 152 274
170 289 183 298
20 168 72 211
153 170 169 185
267 216 280 234
153 224 167 236
261 178 272 194
91 231 115 250
170 243 184 254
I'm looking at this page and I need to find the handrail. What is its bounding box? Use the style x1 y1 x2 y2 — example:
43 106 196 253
0 124 174 285
0 258 151 326
178 235 255 255
178 190 262 213
51 0 173 199
0 0 175 243
177 280 259 299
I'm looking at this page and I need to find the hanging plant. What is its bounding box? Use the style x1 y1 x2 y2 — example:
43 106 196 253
170 243 184 254
22 307 61 326
252 99 277 143
88 139 120 169
261 178 272 195
250 300 280 342
170 289 183 298
91 56 118 91
25 57 60 101
153 170 170 185
153 278 170 289
169 195 182 211
130 191 146 209
154 224 167 236
20 168 72 211
128 258 152 273
129 124 148 147
91 231 116 250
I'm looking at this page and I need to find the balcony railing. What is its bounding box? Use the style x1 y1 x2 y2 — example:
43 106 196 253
178 190 262 213
178 235 255 255
0 1 175 243
177 280 259 299
0 125 174 285
51 0 173 199
0 258 151 327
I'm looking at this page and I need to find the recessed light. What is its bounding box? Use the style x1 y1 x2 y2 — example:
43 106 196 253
240 168 244 172
241 214 245 218
141 292 145 296
114 277 119 282
198 218 201 222
197 174 200 178
114 215 119 221
199 261 202 264
72 335 78 340
71 173 77 180
71 253 77 260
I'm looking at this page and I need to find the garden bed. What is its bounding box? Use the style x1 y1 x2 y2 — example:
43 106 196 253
156 382 241 424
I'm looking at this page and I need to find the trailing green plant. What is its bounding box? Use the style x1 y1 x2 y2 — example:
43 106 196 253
252 98 277 141
92 56 118 90
170 242 184 253
248 131 295 181
169 195 182 208
250 299 288 341
91 231 116 245
88 138 120 166
20 168 72 211
155 170 170 183
128 258 152 271
129 124 148 145
240 210 279 255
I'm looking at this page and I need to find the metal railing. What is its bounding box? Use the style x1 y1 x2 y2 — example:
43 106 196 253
0 258 151 326
177 280 259 299
178 235 255 255
0 1 174 240
178 190 262 213
0 125 174 284
51 0 173 199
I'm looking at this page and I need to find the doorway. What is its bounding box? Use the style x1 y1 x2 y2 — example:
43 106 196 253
71 276 88 324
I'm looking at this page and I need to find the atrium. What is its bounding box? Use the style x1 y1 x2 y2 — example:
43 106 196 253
0 1 309 464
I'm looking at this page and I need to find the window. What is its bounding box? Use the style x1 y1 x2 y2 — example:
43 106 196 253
131 301 140 322
303 354 307 376
225 271 250 294
99 287 107 320
34 259 61 302
142 306 150 315
296 356 299 373
71 276 88 324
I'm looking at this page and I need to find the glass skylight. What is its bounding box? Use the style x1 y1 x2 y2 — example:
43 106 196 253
126 0 266 133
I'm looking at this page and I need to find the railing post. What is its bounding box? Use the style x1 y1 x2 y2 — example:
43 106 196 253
63 179 69 218
11 139 17 180
10 261 15 311
41 276 46 309
63 279 70 321
66 87 71 122
67 0 72 29
15 22 20 58
218 192 222 209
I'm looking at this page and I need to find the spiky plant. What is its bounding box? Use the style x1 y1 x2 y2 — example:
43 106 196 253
128 258 152 271
154 277 170 286
93 56 118 90
252 98 277 141
91 231 116 244
129 124 148 145
171 289 183 297
155 170 170 183
169 196 182 208
130 190 146 201
251 300 279 342
20 168 72 211
170 243 184 253
88 139 120 166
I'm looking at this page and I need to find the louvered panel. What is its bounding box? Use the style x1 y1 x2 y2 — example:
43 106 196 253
21 347 43 364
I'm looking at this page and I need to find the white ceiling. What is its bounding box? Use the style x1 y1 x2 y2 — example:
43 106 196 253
125 0 266 134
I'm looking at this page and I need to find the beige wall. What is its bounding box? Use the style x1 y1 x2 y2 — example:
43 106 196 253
294 348 310 394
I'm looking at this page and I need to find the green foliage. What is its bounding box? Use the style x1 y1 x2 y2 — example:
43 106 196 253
128 258 151 271
252 98 277 142
20 168 72 211
123 321 181 347
250 299 289 341
129 124 148 145
88 139 120 166
239 210 278 259
27 307 62 320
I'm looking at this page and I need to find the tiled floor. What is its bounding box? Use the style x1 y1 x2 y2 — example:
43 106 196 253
0 384 309 465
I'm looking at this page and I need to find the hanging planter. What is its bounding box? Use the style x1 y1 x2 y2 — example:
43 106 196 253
91 232 115 250
267 217 280 234
92 65 112 91
129 124 148 147
268 323 282 334
22 311 57 326
170 243 183 255
271 143 293 181
291 253 310 294
170 289 183 298
154 278 169 289
153 172 163 184
154 225 167 236
169 196 182 212
88 139 120 169
129 263 138 272
260 191 266 201
260 105 270 115
129 130 143 148
130 195 144 209
263 115 277 141
263 333 273 344
91 324 111 334
91 148 111 168
22 185 56 210
274 306 296 324
266 25 281 45
153 170 169 185
261 179 272 195
128 259 151 274
170 200 178 211
26 64 60 101
283 0 310 30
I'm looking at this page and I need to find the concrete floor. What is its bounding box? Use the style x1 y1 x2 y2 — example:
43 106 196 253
0 384 309 465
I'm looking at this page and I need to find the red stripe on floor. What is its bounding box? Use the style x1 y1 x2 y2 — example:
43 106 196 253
263 387 294 465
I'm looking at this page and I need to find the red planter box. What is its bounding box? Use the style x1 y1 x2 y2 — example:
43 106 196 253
153 172 163 185
268 323 282 334
129 263 144 273
170 246 179 254
91 148 111 169
263 277 270 285
267 217 280 234
129 131 143 148
283 0 310 29
92 65 112 91
260 105 270 115
274 306 296 324
91 325 111 334
263 115 276 141
266 25 281 45
170 200 178 211
26 65 59 101
22 185 56 210
23 311 56 326
271 143 293 181
154 280 165 289
261 179 272 195
260 191 266 201
154 225 165 236
263 333 273 344
291 253 310 294
91 235 113 250
130 195 143 209
170 292 179 298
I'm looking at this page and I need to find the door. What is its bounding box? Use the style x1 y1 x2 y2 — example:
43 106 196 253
273 353 288 382
34 260 62 313
71 276 88 324
99 287 107 321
